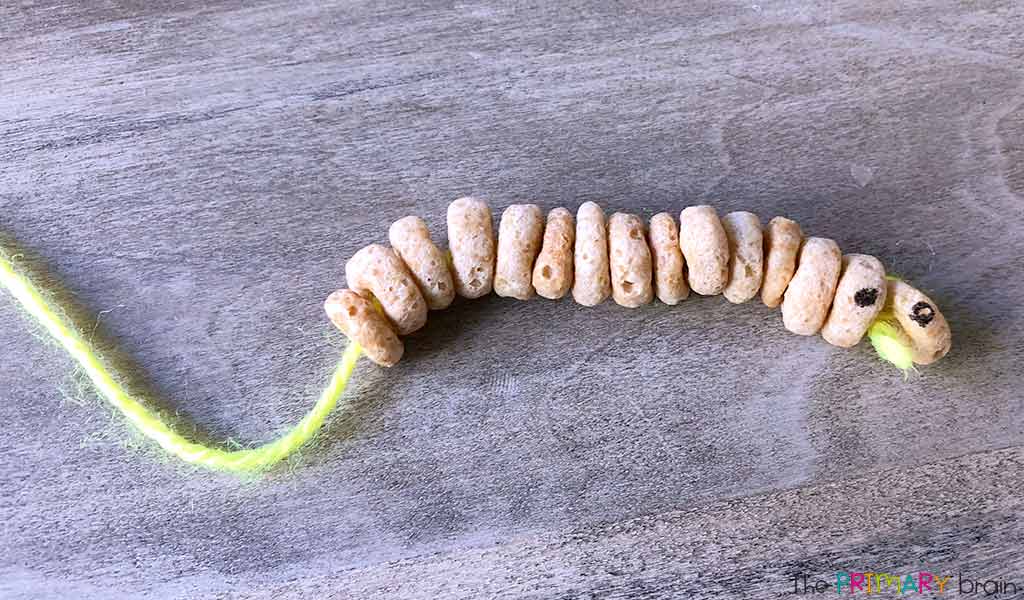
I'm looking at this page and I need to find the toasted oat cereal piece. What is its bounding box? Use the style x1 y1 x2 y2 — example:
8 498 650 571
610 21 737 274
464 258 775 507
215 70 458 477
678 205 729 295
345 244 427 335
821 254 887 348
887 279 952 364
781 237 842 335
324 289 404 367
572 201 612 306
647 212 689 305
532 207 575 300
388 216 455 310
446 197 495 299
608 212 654 308
761 216 803 308
494 204 544 300
721 211 764 304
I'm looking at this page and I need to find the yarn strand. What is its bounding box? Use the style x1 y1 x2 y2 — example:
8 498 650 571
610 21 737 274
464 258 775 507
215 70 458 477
0 252 362 473
0 238 921 473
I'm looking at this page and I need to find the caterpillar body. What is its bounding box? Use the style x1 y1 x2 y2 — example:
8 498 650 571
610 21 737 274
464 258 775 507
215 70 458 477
325 199 952 369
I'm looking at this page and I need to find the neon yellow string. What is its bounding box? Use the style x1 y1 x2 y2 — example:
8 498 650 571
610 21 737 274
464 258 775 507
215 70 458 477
867 315 915 373
0 252 362 473
0 244 923 472
868 276 917 373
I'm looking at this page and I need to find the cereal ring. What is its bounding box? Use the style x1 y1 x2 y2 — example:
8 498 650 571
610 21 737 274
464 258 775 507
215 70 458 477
324 289 404 367
761 216 803 308
389 216 455 310
887 279 952 365
820 254 887 348
572 201 612 306
447 197 495 299
345 244 428 335
781 237 841 335
532 207 575 300
608 212 654 308
648 212 689 305
721 211 764 304
494 204 544 300
678 205 729 295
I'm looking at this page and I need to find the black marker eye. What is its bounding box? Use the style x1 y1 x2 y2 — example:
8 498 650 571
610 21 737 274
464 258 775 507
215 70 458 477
910 301 935 327
854 287 878 307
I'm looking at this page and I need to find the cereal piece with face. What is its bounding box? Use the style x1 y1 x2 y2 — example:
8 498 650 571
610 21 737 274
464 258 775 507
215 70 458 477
721 211 764 304
678 205 729 295
532 207 575 300
494 204 544 300
388 216 455 310
324 289 404 367
887 279 952 364
446 197 495 299
820 254 887 348
572 201 612 306
781 237 842 335
608 212 654 308
345 244 428 335
761 216 803 308
647 212 688 305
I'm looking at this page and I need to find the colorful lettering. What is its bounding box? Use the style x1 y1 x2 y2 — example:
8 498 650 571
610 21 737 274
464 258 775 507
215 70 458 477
878 573 900 593
851 572 865 592
836 572 850 594
828 570 962 595
919 571 934 591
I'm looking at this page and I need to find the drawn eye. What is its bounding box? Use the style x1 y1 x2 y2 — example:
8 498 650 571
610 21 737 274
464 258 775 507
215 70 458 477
910 301 935 327
854 287 878 307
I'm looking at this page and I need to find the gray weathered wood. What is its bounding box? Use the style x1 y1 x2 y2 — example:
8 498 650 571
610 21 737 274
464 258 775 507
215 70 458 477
1 1 1022 598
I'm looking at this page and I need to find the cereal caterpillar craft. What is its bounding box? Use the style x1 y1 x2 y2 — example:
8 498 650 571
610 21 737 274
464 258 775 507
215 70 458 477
0 198 950 473
328 199 951 370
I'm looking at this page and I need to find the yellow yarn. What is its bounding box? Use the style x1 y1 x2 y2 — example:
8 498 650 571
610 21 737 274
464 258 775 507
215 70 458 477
867 315 915 373
0 251 362 473
0 245 924 472
867 275 916 373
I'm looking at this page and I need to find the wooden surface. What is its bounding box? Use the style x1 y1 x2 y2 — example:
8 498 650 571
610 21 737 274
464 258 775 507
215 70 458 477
2 2 1023 598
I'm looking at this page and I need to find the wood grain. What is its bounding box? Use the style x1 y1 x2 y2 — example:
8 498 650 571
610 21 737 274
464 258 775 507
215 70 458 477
1 1 1022 598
